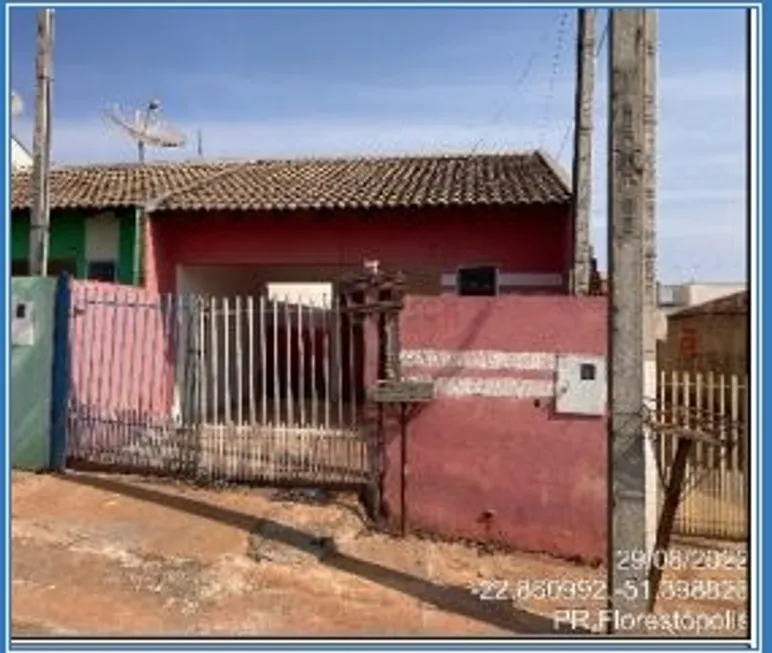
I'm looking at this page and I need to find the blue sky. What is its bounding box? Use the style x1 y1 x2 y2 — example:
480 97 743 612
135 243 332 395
9 6 747 283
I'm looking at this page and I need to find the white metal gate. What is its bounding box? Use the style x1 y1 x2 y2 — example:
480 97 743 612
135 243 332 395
66 282 373 486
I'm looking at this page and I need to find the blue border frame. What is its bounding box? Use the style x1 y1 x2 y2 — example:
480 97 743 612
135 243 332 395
2 2 762 651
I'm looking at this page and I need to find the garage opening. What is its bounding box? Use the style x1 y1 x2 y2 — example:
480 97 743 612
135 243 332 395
175 265 365 432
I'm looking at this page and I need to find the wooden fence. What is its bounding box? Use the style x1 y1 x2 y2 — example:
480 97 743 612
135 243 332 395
656 370 749 540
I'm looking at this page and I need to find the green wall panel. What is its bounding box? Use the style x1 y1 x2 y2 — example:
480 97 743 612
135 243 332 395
10 277 56 470
12 207 143 284
12 210 87 276
11 214 29 261
118 207 140 284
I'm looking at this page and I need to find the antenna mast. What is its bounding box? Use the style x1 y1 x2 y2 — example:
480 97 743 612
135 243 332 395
137 99 158 163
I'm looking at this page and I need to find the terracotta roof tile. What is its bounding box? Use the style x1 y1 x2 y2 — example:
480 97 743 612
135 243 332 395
11 161 230 211
672 290 749 317
11 151 571 214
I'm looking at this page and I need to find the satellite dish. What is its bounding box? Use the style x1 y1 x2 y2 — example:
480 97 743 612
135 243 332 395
103 98 186 163
11 91 23 118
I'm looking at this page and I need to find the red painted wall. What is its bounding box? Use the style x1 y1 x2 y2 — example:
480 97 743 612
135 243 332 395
147 205 571 294
383 295 608 563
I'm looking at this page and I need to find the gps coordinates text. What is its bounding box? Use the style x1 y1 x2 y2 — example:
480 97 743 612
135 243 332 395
471 578 745 603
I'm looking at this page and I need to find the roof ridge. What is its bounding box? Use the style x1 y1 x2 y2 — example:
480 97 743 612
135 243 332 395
12 149 542 175
672 289 749 317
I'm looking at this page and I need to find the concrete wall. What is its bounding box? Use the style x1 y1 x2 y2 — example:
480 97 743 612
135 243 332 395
658 312 748 375
382 295 607 563
12 207 141 284
147 206 572 295
11 277 56 470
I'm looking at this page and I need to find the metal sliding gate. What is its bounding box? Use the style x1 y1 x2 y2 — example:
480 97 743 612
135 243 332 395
65 282 373 487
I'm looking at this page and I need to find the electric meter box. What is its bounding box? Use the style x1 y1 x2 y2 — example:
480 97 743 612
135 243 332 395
554 354 606 416
11 296 36 346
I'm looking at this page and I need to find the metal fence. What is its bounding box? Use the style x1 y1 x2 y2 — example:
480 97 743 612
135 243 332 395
66 282 372 486
656 369 749 540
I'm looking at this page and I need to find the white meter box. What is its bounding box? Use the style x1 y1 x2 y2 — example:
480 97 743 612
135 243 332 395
11 296 36 346
555 354 606 416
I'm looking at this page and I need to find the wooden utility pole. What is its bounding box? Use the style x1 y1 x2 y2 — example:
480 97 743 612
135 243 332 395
607 9 649 630
641 10 660 561
29 9 54 277
570 8 596 295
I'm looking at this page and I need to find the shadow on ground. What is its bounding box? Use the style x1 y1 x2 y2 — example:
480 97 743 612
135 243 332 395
51 472 592 637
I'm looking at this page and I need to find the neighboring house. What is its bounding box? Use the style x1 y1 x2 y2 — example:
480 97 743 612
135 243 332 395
658 290 749 375
11 135 32 169
10 160 219 282
655 281 747 341
12 151 574 294
9 201 142 283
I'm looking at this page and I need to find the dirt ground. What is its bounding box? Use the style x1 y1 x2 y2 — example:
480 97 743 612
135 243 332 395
11 471 749 638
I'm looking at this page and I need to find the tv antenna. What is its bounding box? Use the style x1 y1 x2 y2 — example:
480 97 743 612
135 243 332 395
103 98 186 163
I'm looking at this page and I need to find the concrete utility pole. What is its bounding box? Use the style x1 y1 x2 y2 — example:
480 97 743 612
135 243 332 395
641 10 660 562
607 9 649 631
571 8 596 295
29 9 54 277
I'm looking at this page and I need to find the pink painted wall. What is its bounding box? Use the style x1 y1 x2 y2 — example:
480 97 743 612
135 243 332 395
69 280 176 425
146 206 571 294
383 295 608 563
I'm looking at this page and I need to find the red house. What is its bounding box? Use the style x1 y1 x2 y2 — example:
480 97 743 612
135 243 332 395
138 151 574 298
15 151 608 562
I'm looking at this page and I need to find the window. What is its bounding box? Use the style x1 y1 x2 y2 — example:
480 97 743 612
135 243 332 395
457 266 499 296
87 261 117 282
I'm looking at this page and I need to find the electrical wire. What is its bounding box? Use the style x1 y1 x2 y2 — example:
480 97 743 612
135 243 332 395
536 10 571 150
554 12 610 161
555 116 574 162
470 11 563 154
